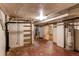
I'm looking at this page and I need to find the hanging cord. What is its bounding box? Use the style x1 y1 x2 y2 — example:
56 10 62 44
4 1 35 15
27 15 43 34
16 19 20 46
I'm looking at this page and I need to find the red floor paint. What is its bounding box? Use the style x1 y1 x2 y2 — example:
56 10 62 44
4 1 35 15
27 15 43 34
7 39 79 56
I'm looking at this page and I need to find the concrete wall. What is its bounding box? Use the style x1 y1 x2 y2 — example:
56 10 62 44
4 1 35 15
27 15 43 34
0 9 6 56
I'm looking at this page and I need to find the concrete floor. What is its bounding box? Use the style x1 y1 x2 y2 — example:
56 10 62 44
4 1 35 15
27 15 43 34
7 39 79 56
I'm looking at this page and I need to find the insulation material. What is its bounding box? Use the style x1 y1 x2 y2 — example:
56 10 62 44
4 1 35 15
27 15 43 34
0 25 5 56
0 9 6 56
56 23 64 48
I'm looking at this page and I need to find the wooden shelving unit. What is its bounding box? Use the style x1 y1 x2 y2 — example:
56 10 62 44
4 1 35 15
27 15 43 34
23 21 32 45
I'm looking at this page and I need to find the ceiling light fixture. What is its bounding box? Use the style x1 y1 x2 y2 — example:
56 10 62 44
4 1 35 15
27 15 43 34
35 9 47 20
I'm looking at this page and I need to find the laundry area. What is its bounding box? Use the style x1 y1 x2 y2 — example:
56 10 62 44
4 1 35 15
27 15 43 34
0 3 79 56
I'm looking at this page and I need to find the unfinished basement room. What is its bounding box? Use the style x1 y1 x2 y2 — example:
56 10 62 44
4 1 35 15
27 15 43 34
1 3 79 56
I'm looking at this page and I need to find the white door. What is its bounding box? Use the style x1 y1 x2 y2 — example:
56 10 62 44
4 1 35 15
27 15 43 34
56 23 64 48
53 24 57 43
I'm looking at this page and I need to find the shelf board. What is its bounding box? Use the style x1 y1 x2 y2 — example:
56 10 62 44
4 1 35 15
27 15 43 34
23 25 31 27
23 30 32 32
24 34 32 37
24 39 31 42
